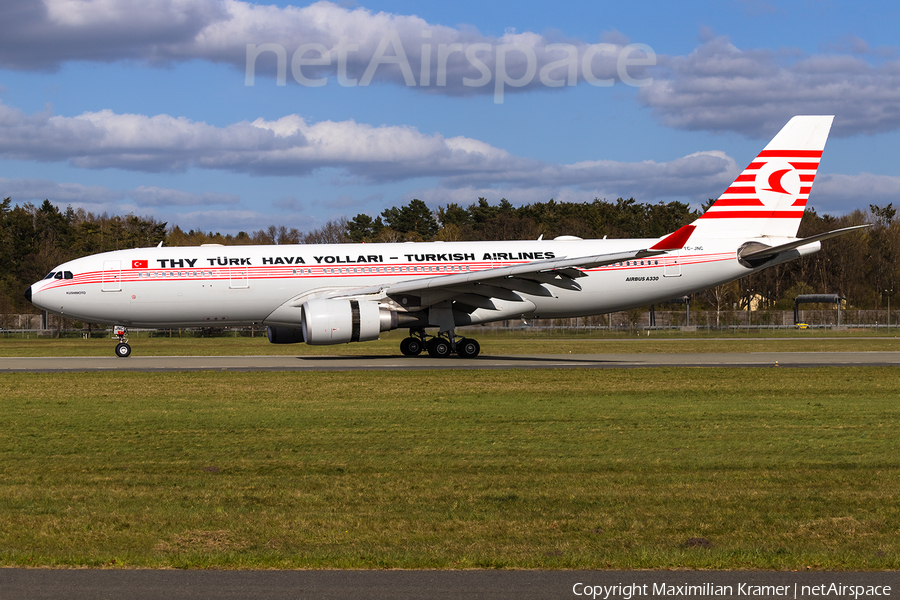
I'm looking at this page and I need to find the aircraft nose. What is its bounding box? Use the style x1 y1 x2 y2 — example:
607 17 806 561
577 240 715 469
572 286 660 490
24 285 32 303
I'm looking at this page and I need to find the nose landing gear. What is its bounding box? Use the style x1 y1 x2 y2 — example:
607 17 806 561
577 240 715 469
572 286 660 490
113 325 131 358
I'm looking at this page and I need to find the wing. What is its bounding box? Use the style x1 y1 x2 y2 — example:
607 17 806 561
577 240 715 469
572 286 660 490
324 246 668 313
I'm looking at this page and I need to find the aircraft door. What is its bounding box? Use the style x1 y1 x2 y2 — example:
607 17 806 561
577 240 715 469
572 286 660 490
663 251 682 277
102 260 122 291
229 265 249 289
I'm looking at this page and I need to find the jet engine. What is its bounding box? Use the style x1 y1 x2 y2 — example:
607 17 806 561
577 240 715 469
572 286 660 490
301 298 398 345
266 326 305 344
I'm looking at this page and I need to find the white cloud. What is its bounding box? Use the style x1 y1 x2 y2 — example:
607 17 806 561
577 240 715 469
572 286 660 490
1 0 225 70
20 99 883 212
439 150 739 205
639 35 900 137
0 99 745 202
127 185 239 206
1 0 647 100
0 101 518 179
813 173 900 215
0 102 292 171
6 1 900 128
0 177 242 213
0 176 124 204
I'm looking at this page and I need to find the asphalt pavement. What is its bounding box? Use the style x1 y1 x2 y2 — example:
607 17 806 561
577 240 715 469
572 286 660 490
1 569 897 600
2 351 899 372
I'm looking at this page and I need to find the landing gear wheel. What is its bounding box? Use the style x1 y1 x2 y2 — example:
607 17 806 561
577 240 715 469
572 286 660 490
112 325 131 357
456 337 480 358
400 337 424 356
426 337 452 358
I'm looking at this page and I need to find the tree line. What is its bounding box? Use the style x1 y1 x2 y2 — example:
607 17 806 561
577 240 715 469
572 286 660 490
1 196 896 316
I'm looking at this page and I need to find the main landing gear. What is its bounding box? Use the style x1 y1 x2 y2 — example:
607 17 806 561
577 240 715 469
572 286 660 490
113 325 131 358
399 328 481 358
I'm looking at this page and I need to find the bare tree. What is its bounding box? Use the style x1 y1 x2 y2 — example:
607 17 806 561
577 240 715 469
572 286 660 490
302 218 350 244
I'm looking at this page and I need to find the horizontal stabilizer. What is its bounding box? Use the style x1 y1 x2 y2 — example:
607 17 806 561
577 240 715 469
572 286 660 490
740 224 870 262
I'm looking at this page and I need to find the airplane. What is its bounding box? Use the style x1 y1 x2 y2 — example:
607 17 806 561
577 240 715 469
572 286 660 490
25 115 867 358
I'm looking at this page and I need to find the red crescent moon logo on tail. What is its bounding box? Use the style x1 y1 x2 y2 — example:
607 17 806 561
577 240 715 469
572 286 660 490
763 169 792 194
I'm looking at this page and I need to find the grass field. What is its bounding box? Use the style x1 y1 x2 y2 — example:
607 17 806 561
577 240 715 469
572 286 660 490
1 367 898 570
1 328 899 357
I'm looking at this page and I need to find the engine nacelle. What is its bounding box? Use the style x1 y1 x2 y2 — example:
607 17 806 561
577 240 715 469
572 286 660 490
266 326 305 344
301 298 398 345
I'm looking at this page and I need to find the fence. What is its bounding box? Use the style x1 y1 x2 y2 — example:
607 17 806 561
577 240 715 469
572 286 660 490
3 309 899 338
477 308 897 333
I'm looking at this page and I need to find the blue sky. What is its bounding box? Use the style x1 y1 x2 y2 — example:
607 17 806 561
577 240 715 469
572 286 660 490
2 0 899 234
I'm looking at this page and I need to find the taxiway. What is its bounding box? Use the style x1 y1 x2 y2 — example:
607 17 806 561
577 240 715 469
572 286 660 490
2 351 898 372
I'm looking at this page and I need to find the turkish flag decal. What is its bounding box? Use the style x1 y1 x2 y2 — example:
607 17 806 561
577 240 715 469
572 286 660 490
132 260 148 269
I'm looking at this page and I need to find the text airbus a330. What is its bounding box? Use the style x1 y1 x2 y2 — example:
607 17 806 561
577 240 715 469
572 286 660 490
25 116 865 358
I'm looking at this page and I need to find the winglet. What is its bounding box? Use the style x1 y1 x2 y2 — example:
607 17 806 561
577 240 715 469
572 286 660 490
650 224 695 251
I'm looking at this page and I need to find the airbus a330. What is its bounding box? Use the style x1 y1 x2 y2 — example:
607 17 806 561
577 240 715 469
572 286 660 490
25 116 865 358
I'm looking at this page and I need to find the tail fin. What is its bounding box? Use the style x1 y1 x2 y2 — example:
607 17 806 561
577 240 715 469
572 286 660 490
693 115 834 239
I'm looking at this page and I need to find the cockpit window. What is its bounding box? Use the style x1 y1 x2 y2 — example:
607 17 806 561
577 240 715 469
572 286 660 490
43 271 73 280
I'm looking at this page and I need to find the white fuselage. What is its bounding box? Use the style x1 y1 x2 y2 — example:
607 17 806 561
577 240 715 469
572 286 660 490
27 236 817 329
